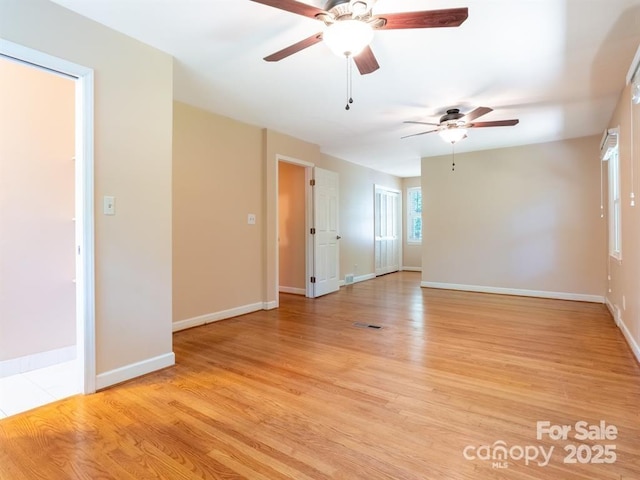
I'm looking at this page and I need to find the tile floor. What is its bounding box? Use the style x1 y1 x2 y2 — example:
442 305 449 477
0 360 80 419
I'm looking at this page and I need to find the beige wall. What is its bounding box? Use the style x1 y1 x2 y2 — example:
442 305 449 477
1 0 174 378
402 176 422 270
278 161 306 291
264 131 402 305
175 118 403 316
315 153 402 281
606 82 640 356
0 59 75 361
421 136 607 297
173 102 263 322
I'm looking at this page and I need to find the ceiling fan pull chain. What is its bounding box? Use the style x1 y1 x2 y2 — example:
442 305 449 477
345 56 354 110
349 57 354 106
451 143 456 171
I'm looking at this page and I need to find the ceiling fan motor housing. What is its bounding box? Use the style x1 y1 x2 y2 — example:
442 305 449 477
440 108 465 124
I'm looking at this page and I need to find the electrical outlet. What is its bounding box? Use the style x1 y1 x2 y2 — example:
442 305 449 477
247 213 256 225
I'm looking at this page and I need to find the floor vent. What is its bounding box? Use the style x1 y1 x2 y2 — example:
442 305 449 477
353 322 382 330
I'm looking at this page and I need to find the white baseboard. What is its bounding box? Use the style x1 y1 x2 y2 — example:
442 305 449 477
605 297 615 316
604 298 619 325
279 286 306 295
402 266 422 272
605 297 640 364
96 352 175 390
618 317 640 364
420 281 605 303
263 300 278 310
356 273 376 283
0 345 76 378
173 302 265 332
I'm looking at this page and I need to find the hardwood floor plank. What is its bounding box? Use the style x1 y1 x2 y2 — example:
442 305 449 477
1 272 639 479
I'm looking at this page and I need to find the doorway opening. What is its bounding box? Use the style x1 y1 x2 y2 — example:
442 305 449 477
277 156 314 300
273 155 340 305
0 40 95 418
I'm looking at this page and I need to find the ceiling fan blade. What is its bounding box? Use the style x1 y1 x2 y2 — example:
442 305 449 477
469 119 520 128
403 121 440 127
377 8 468 30
464 107 493 122
264 32 324 62
354 46 380 75
249 0 326 19
401 129 438 139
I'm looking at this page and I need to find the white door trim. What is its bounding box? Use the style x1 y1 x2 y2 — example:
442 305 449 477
0 39 96 394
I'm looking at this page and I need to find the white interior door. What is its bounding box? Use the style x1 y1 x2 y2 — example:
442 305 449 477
375 186 400 276
313 167 339 297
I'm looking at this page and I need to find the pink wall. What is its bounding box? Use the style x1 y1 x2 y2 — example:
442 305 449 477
0 59 76 361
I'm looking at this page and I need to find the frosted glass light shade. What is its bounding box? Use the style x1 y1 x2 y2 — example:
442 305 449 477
324 20 374 57
632 78 640 105
439 127 467 144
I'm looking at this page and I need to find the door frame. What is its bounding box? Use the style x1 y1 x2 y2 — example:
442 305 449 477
0 39 96 394
275 155 315 304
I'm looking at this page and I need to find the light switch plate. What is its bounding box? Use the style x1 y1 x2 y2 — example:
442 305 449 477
104 196 115 215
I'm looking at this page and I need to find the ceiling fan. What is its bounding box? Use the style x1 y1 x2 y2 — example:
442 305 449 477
402 107 520 144
250 0 469 75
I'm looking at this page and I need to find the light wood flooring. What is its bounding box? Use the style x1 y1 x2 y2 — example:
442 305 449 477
1 272 639 479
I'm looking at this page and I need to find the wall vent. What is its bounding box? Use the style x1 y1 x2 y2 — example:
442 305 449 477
345 274 354 284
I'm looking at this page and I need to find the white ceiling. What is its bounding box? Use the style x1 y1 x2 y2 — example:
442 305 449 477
51 0 640 177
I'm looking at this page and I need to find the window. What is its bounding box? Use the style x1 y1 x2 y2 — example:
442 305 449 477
601 129 621 260
407 187 422 243
609 144 621 259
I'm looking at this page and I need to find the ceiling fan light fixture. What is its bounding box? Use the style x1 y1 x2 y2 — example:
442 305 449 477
439 127 467 144
323 20 374 57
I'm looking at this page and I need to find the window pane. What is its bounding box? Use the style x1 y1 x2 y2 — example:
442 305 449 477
407 187 422 243
412 218 422 240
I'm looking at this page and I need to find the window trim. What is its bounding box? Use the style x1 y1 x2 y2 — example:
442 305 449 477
601 128 621 261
